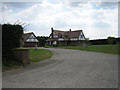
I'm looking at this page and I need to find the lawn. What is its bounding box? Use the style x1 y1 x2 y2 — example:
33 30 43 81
2 48 53 71
53 45 119 55
29 48 53 63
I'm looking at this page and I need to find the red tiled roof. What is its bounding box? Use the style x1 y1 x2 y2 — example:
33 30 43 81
46 38 58 41
53 30 82 38
23 32 33 42
47 30 82 41
68 30 82 38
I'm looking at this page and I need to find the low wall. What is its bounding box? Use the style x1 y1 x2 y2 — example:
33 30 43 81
13 48 30 66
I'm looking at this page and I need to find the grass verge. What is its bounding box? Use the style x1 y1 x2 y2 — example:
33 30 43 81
52 45 119 55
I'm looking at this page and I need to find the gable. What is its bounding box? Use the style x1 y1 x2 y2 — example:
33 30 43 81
29 34 36 39
79 31 85 40
26 34 39 42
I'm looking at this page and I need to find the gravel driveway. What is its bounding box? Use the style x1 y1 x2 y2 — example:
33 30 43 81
3 48 118 88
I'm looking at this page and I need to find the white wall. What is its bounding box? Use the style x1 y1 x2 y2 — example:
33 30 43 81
26 34 39 42
79 32 85 40
53 41 57 45
58 38 64 41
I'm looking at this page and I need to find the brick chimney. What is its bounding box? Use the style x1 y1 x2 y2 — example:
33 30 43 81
51 28 54 38
69 29 71 32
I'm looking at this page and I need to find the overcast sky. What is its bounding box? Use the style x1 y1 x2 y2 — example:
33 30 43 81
1 0 118 40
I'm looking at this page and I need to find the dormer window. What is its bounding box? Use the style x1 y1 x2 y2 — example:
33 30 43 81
60 34 62 38
65 34 68 38
53 32 58 38
58 33 62 38
53 32 56 36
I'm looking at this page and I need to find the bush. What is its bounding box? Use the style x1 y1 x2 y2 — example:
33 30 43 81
44 46 51 48
57 41 61 47
45 42 49 46
107 36 116 44
85 38 91 45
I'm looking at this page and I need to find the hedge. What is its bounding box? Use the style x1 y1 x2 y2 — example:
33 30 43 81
2 24 23 60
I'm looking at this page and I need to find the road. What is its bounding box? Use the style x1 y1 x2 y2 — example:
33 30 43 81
2 48 118 88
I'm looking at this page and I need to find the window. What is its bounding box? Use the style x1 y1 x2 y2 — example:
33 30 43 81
58 33 62 38
65 34 68 38
53 33 58 38
53 41 57 45
58 38 64 41
60 35 62 38
81 35 83 38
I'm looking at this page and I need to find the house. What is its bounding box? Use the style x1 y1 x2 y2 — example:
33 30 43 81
23 32 39 47
46 28 85 46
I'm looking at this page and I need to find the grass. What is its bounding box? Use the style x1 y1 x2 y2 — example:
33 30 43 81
15 47 28 49
2 48 53 71
2 60 22 71
52 45 119 55
29 49 53 63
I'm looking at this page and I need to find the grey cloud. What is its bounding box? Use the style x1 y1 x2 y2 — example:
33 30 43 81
96 2 118 8
68 2 88 7
2 2 41 9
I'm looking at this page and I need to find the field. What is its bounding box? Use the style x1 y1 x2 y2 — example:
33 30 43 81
53 45 119 55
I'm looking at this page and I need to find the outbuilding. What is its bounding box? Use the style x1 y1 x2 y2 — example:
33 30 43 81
23 32 39 47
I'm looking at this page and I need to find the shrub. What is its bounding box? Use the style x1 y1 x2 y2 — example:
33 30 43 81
107 36 116 44
85 38 91 45
57 41 61 47
44 46 51 48
45 42 49 46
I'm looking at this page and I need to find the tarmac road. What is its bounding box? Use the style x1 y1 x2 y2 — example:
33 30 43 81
2 48 118 88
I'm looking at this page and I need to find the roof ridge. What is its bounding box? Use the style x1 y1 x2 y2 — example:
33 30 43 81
54 30 65 32
54 30 82 32
24 32 33 34
72 30 82 32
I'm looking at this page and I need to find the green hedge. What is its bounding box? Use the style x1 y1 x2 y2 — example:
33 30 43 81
2 24 23 60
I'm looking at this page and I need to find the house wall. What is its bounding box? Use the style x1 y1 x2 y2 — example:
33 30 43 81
58 40 84 46
24 42 39 47
69 41 81 46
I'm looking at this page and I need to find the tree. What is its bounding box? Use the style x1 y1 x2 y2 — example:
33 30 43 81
57 41 61 47
85 38 91 45
107 36 116 44
37 36 49 47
